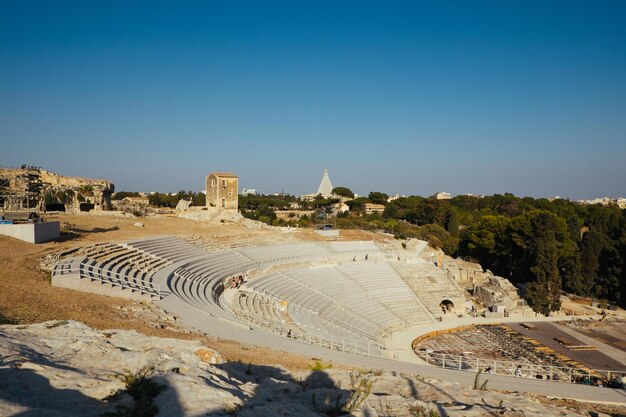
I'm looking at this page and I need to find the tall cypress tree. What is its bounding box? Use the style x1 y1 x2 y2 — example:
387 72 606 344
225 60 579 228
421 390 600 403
525 212 562 315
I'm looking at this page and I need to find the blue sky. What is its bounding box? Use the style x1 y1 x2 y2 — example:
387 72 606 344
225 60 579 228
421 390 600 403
1 1 625 199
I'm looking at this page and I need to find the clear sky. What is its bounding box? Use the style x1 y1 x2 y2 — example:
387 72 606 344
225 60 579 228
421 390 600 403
1 1 625 200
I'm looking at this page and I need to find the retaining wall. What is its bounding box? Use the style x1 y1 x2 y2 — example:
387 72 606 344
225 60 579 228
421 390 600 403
0 221 60 243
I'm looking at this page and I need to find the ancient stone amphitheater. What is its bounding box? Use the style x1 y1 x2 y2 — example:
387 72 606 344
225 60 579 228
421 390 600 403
52 236 473 357
50 235 626 404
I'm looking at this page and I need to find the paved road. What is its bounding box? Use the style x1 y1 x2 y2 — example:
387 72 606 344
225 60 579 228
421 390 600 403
157 295 626 406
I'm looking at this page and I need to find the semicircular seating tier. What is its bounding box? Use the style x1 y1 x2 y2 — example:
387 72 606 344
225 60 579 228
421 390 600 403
53 236 445 355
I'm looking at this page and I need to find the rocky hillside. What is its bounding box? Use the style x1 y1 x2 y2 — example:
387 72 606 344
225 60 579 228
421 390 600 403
0 321 614 417
0 167 114 212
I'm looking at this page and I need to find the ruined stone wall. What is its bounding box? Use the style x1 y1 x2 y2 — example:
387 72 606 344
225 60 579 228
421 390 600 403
0 167 114 213
442 257 523 311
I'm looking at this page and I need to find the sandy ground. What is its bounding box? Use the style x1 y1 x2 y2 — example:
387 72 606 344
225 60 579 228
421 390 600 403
0 212 377 371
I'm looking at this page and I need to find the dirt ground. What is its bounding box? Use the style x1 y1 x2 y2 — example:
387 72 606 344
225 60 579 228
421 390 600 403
0 212 383 371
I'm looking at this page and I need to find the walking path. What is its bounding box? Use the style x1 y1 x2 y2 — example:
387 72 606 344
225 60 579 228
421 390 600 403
157 294 626 406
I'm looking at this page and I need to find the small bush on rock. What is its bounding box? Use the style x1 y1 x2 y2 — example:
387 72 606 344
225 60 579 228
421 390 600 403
102 366 166 417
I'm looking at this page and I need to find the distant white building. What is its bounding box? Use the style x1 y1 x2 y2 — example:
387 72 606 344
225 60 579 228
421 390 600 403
241 188 258 196
387 194 404 203
363 203 385 214
316 167 334 197
302 167 335 200
435 191 451 200
332 202 350 214
577 197 626 209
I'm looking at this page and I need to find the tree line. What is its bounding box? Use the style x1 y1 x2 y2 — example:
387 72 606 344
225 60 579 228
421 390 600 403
381 193 625 313
113 191 206 207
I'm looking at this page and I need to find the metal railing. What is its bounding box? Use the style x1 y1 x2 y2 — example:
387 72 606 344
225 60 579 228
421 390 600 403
52 259 161 298
276 270 393 339
212 287 383 357
414 350 625 383
80 264 162 298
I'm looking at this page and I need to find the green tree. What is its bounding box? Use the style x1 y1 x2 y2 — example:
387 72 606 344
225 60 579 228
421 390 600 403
113 191 141 200
525 215 562 314
464 215 511 276
508 210 568 283
346 197 370 212
192 192 206 206
580 229 604 296
332 186 354 199
415 224 459 255
560 253 584 295
597 242 622 300
444 208 460 238
383 203 400 219
368 192 388 205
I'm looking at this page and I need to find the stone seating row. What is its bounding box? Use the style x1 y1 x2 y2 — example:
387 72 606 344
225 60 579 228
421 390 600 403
80 261 158 296
52 256 83 276
75 242 119 258
238 243 329 262
289 305 382 355
337 262 433 326
166 250 251 317
286 267 402 328
244 270 392 341
326 241 380 253
126 237 208 263
76 244 170 285
235 290 293 333
52 238 184 298
232 285 383 354
287 303 384 355
391 260 466 318
160 239 388 324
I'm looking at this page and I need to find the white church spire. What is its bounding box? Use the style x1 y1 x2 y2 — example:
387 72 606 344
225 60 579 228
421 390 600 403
316 167 334 197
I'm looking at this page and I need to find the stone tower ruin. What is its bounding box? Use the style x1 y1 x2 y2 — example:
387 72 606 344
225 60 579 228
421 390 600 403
205 172 238 212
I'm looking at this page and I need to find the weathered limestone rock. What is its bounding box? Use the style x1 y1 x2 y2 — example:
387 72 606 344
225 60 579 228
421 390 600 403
0 321 601 417
194 347 223 364
439 255 526 314
176 205 244 224
175 198 192 212
0 167 114 213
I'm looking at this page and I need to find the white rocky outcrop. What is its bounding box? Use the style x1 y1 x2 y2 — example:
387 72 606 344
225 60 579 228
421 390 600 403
0 321 595 416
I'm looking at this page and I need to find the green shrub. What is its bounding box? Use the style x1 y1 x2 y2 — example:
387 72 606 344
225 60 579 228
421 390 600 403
102 367 165 417
308 361 333 371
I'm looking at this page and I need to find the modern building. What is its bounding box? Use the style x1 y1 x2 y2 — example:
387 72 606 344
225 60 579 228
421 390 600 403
363 203 385 214
241 188 258 196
